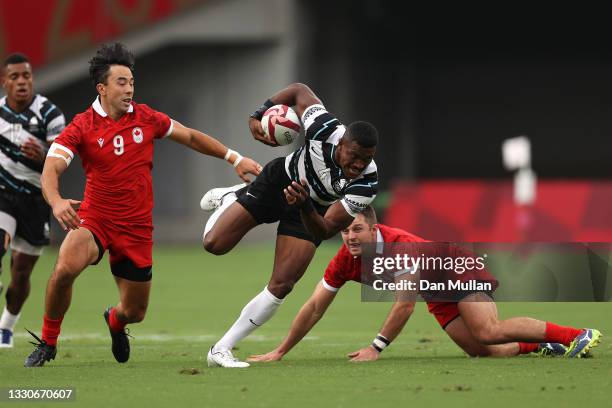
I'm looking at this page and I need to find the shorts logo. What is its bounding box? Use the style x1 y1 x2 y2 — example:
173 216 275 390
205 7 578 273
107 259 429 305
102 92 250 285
132 127 144 143
97 138 104 147
44 222 50 239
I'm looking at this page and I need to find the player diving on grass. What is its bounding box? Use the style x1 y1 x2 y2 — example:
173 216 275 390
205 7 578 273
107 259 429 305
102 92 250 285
248 207 602 362
201 83 378 367
23 43 262 367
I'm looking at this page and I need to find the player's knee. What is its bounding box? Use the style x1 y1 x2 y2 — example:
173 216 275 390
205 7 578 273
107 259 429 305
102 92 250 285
203 234 229 255
472 324 500 345
11 271 31 289
267 281 294 299
51 262 80 288
11 257 35 281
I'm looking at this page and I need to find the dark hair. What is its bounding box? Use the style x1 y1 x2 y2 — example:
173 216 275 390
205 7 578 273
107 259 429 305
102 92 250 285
346 121 378 148
360 206 378 225
3 53 30 67
88 43 135 86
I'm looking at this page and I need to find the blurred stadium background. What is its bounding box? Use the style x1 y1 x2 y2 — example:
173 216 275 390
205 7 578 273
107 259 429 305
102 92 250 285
1 0 610 244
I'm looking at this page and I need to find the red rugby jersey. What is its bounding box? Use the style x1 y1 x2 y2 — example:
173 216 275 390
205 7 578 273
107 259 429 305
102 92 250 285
322 225 498 296
322 224 426 291
52 97 172 224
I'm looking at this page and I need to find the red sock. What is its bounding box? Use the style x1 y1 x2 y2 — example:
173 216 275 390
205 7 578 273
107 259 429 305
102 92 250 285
518 342 539 354
41 315 64 347
108 308 126 333
544 322 582 346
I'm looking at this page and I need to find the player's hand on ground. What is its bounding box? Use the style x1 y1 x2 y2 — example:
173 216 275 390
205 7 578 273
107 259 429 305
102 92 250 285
284 180 310 207
348 346 380 362
21 138 45 163
247 349 284 362
235 157 263 183
249 117 278 146
52 198 82 231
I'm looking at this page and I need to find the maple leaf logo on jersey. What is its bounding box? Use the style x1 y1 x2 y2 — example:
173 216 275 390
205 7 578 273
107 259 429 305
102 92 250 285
132 127 143 143
97 138 104 147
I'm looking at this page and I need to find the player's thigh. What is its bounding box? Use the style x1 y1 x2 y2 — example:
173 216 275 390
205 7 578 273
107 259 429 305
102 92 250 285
444 316 494 357
204 202 257 251
269 235 316 287
55 228 101 275
457 293 499 337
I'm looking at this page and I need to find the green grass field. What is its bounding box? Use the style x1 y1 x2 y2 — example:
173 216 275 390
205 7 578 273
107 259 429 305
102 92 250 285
0 242 610 407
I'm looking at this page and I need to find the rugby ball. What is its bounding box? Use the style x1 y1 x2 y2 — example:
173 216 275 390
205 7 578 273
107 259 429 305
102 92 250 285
261 104 301 146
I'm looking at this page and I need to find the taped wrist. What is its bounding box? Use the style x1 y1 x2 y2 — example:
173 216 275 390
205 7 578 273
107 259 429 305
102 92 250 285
250 99 275 120
371 333 390 353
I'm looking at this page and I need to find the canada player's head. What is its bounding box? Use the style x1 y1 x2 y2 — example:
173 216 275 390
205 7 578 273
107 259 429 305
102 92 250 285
2 53 34 109
336 121 378 179
341 206 378 256
89 43 135 116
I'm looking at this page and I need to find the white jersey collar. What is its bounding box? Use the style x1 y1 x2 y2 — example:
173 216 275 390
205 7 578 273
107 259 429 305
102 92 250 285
376 227 384 254
92 96 133 117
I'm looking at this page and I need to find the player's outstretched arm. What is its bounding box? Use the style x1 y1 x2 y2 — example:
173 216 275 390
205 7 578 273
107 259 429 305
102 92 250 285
168 120 262 183
248 83 322 146
41 154 81 231
348 301 415 362
248 282 337 362
284 180 354 241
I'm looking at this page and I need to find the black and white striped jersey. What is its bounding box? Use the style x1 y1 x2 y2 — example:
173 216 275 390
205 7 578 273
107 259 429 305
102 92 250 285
0 94 65 194
284 104 378 216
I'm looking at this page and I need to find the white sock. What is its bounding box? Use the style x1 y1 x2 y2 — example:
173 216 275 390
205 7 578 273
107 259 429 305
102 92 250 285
0 306 20 332
214 287 284 351
203 192 238 238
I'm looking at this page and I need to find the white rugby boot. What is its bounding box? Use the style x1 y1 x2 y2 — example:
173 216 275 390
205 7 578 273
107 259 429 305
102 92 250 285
200 183 246 211
207 346 250 368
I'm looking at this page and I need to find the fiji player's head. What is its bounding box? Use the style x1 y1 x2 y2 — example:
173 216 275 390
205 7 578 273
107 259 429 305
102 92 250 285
89 42 135 117
2 53 34 110
341 206 378 257
336 121 378 179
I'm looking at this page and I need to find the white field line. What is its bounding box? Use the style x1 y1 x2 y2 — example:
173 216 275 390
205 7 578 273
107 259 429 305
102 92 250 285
13 332 320 342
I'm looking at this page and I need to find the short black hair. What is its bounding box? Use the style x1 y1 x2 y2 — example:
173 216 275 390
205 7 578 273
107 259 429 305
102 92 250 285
360 206 378 225
3 53 30 67
88 43 135 86
345 121 378 148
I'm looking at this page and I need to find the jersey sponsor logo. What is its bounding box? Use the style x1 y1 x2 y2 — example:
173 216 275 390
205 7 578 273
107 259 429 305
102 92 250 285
344 196 367 213
97 138 104 147
302 105 325 122
132 127 143 143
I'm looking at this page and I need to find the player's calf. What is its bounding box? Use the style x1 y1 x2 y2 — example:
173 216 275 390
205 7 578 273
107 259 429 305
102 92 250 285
267 280 296 299
115 305 147 324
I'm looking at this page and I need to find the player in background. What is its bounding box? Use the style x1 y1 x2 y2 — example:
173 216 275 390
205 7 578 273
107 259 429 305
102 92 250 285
0 53 65 348
248 207 602 362
23 43 262 367
200 83 378 367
